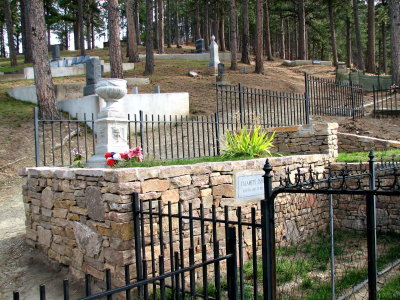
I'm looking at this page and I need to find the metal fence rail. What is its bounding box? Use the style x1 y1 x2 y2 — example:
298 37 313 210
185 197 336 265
306 74 365 118
216 83 309 131
373 86 400 117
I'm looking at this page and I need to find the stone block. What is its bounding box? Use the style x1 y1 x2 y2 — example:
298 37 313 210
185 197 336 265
141 179 170 193
71 222 103 257
179 188 200 201
170 175 192 188
192 175 209 187
161 189 180 203
86 186 104 221
212 184 234 197
210 175 232 186
111 222 134 240
42 187 54 209
38 226 52 248
159 166 191 178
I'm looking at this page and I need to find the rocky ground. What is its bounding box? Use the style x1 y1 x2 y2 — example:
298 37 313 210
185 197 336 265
0 49 399 299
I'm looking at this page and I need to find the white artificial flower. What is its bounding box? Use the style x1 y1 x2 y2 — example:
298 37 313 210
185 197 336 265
113 153 121 160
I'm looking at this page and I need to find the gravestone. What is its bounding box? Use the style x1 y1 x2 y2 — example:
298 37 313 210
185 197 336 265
337 62 347 73
51 45 61 61
83 58 102 96
77 56 84 64
154 86 161 93
62 59 69 67
71 57 77 64
132 87 139 94
216 63 230 86
234 171 264 202
209 35 221 75
195 39 205 53
240 67 249 74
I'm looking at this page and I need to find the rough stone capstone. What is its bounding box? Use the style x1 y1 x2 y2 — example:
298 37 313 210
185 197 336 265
71 222 102 257
85 186 104 221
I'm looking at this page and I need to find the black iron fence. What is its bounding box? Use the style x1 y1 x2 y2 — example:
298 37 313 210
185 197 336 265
373 86 400 117
14 153 400 299
216 84 309 131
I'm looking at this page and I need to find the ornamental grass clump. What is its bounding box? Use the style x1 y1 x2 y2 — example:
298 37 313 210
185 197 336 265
222 126 275 158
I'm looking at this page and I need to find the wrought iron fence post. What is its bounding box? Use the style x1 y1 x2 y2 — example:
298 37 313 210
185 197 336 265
262 159 276 300
238 83 244 125
373 86 377 118
350 81 356 120
132 193 143 297
139 110 144 151
226 226 238 299
304 73 310 124
367 151 377 300
214 112 221 156
34 107 40 167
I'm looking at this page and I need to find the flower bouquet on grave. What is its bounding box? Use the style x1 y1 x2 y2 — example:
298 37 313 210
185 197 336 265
71 149 85 168
104 147 144 167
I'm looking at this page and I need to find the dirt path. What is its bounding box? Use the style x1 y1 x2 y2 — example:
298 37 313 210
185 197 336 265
0 181 84 300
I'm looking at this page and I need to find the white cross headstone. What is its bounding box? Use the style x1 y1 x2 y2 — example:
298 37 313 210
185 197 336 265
209 35 220 75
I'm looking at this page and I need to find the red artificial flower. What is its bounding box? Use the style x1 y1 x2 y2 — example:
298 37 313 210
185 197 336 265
106 158 115 167
105 152 112 158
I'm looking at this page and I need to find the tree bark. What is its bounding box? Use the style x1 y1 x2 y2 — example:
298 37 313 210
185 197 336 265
0 25 5 57
127 0 139 62
195 0 201 40
30 0 58 118
158 0 164 53
135 0 141 45
382 21 387 74
78 0 85 55
366 0 375 73
175 0 180 47
328 0 338 66
297 0 306 60
4 0 18 66
263 0 273 61
144 0 154 75
74 20 80 50
352 0 365 70
22 0 33 63
240 0 250 64
219 15 226 51
255 0 264 74
108 0 124 78
389 0 400 85
346 17 352 68
230 0 237 70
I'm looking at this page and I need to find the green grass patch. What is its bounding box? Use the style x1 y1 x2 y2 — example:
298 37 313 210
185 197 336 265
277 257 313 284
0 63 32 73
0 90 35 127
337 150 400 162
378 273 400 300
118 154 278 168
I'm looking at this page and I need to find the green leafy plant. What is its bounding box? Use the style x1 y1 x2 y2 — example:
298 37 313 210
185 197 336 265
222 126 275 158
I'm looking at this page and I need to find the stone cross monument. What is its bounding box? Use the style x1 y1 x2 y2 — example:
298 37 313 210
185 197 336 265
209 35 220 75
86 79 129 168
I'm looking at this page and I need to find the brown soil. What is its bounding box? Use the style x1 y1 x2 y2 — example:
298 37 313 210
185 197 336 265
0 55 399 298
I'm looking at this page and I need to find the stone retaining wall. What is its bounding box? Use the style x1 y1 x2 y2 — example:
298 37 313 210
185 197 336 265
338 132 400 153
269 123 338 157
20 154 333 288
332 163 400 233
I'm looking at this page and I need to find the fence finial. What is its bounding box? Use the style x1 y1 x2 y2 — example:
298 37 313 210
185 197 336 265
263 159 272 175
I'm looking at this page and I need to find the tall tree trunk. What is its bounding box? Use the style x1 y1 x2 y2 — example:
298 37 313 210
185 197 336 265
4 0 18 66
175 0 180 47
255 0 263 73
135 0 141 45
91 20 95 49
352 0 365 70
153 0 158 49
144 0 154 75
230 0 237 70
366 0 375 73
240 0 250 64
86 19 91 50
297 0 306 60
78 0 85 55
219 16 226 51
74 20 80 50
263 0 273 61
0 26 5 57
381 21 387 74
204 4 209 50
22 0 33 63
167 0 172 47
346 17 352 68
20 0 27 59
127 0 139 62
280 15 285 59
30 0 58 118
328 0 338 66
108 0 123 78
158 0 164 53
194 0 201 40
212 3 218 40
389 0 400 85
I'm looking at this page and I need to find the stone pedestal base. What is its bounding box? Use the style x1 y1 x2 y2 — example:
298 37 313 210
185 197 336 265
208 66 218 76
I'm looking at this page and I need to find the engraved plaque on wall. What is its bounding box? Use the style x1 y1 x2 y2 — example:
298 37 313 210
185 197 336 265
234 171 264 203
